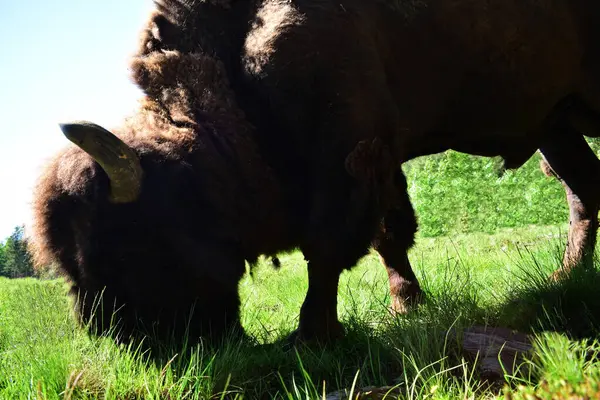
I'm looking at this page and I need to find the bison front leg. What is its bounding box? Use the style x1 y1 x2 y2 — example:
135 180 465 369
539 127 600 278
296 207 381 343
294 146 392 343
373 171 423 314
294 258 346 343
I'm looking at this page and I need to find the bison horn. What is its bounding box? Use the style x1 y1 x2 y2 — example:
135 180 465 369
59 121 143 203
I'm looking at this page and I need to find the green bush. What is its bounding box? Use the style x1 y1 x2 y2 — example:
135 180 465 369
403 151 565 237
402 138 600 237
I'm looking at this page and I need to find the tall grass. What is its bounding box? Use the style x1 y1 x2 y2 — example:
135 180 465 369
2 225 600 398
5 146 600 398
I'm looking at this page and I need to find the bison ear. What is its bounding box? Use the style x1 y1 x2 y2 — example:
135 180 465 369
59 121 144 204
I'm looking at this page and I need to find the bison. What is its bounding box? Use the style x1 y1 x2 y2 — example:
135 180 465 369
30 44 416 346
132 0 600 340
31 0 600 345
29 50 296 344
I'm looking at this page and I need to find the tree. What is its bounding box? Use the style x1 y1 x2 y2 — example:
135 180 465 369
2 225 35 278
0 242 6 277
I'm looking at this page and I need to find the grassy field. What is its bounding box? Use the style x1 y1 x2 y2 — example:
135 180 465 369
3 149 600 399
2 224 600 399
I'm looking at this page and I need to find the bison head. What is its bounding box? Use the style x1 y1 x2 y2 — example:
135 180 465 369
30 118 248 347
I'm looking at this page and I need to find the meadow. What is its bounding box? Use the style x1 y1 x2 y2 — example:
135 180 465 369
2 148 600 399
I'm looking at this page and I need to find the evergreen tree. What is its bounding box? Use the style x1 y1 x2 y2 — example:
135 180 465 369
2 225 35 278
0 242 6 277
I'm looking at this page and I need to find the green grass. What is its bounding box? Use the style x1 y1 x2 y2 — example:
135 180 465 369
5 146 600 398
2 224 600 399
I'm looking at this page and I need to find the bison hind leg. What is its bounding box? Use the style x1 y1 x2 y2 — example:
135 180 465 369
540 121 600 279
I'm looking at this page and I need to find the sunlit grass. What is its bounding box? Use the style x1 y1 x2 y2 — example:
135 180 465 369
2 224 600 398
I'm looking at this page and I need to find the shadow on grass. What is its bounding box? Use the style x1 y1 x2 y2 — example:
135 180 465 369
236 252 600 398
496 253 600 340
128 274 495 398
50 245 600 398
119 324 410 399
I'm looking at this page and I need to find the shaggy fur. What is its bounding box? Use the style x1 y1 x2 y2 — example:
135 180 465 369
30 50 292 345
131 0 600 342
32 0 600 345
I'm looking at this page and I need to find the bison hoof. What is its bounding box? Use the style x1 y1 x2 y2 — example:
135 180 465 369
549 269 564 282
549 267 572 282
286 320 345 347
390 284 425 315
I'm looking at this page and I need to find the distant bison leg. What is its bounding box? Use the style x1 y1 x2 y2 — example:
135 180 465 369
373 171 423 314
539 125 600 278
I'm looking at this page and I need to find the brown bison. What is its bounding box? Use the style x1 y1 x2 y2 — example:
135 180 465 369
29 46 417 345
29 50 295 343
31 0 600 344
134 0 600 340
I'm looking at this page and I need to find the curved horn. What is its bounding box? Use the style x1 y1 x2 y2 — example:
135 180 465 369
59 121 143 203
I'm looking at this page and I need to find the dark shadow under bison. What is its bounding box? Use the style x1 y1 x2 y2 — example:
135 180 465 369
29 0 600 347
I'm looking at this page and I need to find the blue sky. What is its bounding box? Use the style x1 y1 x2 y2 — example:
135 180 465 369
0 0 155 239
